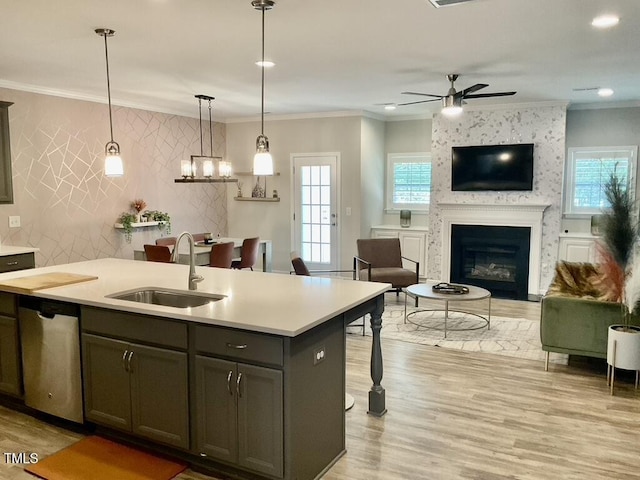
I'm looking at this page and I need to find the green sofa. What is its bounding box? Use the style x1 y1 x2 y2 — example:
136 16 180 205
540 261 640 370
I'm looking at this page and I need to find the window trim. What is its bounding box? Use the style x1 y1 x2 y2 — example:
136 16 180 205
385 152 432 212
563 145 637 217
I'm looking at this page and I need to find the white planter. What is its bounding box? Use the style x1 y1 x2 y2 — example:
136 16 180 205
606 324 640 395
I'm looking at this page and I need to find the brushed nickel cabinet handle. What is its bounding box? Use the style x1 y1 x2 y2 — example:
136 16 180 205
226 343 248 349
236 372 243 398
127 351 134 373
227 370 234 396
122 350 129 372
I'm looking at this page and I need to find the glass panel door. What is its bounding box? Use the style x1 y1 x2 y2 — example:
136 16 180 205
293 155 338 271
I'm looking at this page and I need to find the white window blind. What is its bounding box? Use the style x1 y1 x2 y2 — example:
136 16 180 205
386 153 431 211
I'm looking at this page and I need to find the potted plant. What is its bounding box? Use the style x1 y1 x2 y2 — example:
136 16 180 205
118 212 137 243
599 174 640 393
145 210 171 235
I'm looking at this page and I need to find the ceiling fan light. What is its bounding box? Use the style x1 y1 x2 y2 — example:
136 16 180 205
441 96 463 116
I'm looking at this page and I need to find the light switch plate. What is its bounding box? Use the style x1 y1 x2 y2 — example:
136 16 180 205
8 216 20 228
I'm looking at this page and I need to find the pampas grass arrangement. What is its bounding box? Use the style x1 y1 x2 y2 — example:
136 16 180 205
599 174 640 327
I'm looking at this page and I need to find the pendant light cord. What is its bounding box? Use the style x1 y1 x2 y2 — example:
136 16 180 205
198 97 204 156
103 33 114 143
208 99 213 156
260 5 265 135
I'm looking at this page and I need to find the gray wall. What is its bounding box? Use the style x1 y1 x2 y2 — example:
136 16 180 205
563 106 640 234
225 115 362 272
360 117 385 238
382 118 432 227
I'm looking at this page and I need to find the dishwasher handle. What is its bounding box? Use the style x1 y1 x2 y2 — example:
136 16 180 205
19 297 79 318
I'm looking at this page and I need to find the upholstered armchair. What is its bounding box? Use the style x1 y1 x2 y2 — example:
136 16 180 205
354 238 419 305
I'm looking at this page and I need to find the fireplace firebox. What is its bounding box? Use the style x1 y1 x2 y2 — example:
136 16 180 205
450 224 530 300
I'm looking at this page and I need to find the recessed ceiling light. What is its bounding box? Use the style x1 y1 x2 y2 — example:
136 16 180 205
255 60 275 67
592 14 620 28
598 88 614 97
384 104 397 111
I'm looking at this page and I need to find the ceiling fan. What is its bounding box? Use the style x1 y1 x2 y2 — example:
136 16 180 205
399 74 516 115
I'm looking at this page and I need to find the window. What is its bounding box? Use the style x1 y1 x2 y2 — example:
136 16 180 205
386 153 432 211
563 146 637 216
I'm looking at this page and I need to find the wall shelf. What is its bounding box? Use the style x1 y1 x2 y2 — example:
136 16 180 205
174 178 238 184
114 221 166 229
233 197 280 202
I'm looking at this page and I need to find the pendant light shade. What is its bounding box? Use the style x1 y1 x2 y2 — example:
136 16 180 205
95 28 123 177
252 0 275 176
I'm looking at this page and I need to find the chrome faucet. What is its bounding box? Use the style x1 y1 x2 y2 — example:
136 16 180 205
171 232 204 290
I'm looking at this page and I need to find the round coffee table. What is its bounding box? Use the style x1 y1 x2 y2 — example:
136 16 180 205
404 282 491 338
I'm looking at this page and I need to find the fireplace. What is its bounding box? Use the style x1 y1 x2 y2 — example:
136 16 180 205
450 224 530 300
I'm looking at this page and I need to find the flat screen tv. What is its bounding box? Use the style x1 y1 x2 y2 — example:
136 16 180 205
451 143 534 191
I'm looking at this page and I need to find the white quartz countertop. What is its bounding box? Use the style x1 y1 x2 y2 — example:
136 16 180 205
0 246 39 256
0 258 389 337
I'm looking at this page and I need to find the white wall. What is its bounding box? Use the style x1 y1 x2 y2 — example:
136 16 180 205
225 115 362 272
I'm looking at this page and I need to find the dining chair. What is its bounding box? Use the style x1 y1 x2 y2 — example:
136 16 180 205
209 242 235 268
143 244 172 263
155 236 177 247
231 237 260 270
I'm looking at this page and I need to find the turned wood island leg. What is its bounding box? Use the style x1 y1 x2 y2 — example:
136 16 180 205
368 295 387 416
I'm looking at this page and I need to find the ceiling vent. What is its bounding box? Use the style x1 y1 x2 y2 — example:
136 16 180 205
429 0 476 7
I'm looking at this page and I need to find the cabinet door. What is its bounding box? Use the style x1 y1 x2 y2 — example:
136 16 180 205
558 238 596 263
399 231 426 276
82 334 131 430
0 316 20 396
194 356 238 462
237 363 283 478
129 343 189 449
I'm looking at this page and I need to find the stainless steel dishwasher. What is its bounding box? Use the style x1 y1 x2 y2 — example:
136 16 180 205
19 297 83 423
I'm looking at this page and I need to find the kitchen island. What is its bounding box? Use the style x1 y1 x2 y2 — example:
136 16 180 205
0 258 389 480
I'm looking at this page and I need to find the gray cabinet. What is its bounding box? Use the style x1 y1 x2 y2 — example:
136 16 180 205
194 356 283 478
0 102 13 204
0 292 20 396
0 253 35 273
81 309 190 450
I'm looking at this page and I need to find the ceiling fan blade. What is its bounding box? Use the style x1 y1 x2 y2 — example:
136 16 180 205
459 83 488 97
401 91 444 99
464 91 517 99
398 98 442 106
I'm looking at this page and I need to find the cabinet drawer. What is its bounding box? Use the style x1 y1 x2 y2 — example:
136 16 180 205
0 253 35 273
81 306 187 350
0 292 16 317
195 326 283 366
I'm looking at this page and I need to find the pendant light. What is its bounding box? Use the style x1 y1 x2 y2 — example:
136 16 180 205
175 96 236 184
95 28 123 177
252 0 275 176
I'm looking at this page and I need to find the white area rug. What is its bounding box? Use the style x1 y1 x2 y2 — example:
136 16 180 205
348 301 568 365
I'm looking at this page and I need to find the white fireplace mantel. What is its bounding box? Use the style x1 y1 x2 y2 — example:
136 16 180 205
438 203 550 296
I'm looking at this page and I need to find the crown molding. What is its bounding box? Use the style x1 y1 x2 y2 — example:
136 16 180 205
567 100 640 111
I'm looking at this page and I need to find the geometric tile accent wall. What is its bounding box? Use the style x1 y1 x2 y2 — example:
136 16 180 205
0 87 228 267
427 105 567 292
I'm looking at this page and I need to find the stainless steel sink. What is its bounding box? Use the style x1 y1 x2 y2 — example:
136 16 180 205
107 287 225 308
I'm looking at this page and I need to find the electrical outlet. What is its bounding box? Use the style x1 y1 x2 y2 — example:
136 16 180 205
313 346 326 365
8 216 20 228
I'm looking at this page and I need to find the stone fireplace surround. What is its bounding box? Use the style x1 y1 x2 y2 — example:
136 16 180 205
439 203 550 299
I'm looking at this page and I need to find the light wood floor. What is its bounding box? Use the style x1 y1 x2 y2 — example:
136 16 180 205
2 297 640 480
